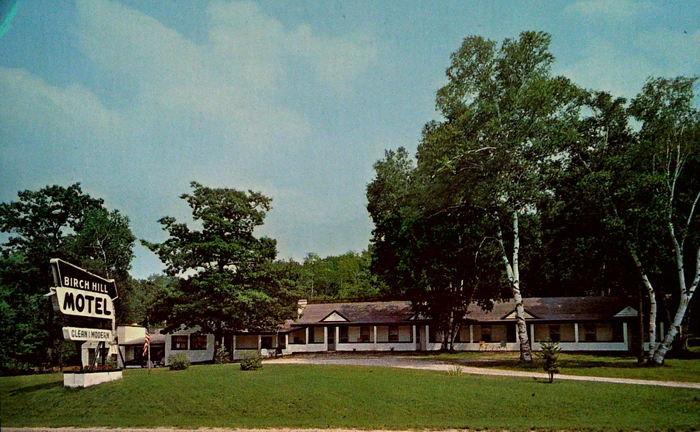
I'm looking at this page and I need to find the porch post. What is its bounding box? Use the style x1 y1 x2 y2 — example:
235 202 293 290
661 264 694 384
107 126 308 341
469 324 474 343
335 326 340 345
623 322 629 348
412 325 417 346
284 333 289 350
530 324 535 343
373 326 377 347
425 324 430 347
257 335 261 351
324 326 328 350
305 327 309 344
659 322 664 341
574 323 579 343
233 334 237 359
515 323 520 342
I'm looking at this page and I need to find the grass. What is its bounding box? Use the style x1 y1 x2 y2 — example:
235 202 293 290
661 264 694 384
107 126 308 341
421 351 700 382
2 363 699 430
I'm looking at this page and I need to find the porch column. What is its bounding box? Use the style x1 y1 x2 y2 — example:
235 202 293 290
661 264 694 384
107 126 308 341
233 335 237 359
324 327 328 350
469 325 474 343
257 335 261 351
530 324 535 343
284 333 289 350
623 322 629 348
515 323 520 342
335 326 340 345
305 327 309 344
425 324 430 347
659 322 664 340
373 326 378 347
574 323 579 343
412 325 417 347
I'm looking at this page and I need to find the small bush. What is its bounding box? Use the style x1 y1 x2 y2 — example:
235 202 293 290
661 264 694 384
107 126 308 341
538 340 561 383
240 354 262 371
215 344 230 364
168 353 190 370
446 365 463 376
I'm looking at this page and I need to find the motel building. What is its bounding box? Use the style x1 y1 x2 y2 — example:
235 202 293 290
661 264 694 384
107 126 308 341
125 296 665 366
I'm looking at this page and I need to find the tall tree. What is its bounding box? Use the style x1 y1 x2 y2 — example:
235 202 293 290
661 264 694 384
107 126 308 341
368 148 503 350
0 184 134 370
628 77 700 364
144 182 297 353
429 31 583 360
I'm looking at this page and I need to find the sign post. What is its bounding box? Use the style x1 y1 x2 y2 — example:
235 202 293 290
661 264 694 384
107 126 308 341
46 259 122 387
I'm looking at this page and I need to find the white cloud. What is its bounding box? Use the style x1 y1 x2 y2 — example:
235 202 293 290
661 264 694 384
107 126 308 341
0 67 125 146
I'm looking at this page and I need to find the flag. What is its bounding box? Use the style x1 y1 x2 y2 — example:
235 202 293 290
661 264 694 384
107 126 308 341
143 331 150 356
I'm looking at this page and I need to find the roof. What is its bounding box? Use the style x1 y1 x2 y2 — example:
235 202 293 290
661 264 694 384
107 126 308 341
294 301 414 326
466 296 636 322
291 297 636 326
120 330 166 346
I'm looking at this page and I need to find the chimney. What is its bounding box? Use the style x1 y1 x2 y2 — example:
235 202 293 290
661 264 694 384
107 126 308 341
297 299 308 317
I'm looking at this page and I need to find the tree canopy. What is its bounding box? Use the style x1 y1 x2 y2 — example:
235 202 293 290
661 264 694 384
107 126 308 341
0 184 136 371
144 182 298 338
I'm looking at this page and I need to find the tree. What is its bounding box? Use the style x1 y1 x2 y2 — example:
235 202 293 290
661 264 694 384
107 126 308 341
426 31 583 360
144 182 297 355
0 184 134 371
368 148 504 351
628 77 700 364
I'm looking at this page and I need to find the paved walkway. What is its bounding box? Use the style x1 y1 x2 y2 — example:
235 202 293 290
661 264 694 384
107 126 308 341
265 355 700 389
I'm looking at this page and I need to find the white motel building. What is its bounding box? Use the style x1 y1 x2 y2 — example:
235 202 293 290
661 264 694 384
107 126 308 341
116 296 661 366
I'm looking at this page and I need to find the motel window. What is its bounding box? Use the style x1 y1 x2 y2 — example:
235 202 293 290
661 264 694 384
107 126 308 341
583 323 597 342
261 336 273 349
339 326 349 343
190 335 208 350
388 325 399 342
172 335 188 350
360 326 371 342
549 325 561 342
480 325 492 342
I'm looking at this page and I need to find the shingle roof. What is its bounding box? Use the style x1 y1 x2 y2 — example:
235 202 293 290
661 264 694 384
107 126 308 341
294 300 414 325
466 296 636 322
291 297 636 326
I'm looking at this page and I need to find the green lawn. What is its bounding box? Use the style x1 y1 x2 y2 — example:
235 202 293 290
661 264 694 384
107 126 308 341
2 364 699 430
419 352 700 382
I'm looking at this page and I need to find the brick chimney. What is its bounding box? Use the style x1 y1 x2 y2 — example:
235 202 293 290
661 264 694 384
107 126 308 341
297 299 308 317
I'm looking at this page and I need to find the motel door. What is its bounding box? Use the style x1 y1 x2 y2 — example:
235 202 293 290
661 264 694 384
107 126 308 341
327 326 336 351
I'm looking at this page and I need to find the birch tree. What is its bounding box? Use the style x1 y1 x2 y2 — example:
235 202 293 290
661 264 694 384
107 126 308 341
629 77 700 364
432 32 583 361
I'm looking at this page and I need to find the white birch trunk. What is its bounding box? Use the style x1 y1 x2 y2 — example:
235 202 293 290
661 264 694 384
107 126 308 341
628 246 657 358
652 247 700 364
498 211 532 362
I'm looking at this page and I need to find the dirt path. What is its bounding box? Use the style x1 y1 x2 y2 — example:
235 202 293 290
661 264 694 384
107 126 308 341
2 429 489 432
264 355 700 389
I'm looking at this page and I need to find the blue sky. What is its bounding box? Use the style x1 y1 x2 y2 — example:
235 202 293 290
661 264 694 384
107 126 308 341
1 0 698 278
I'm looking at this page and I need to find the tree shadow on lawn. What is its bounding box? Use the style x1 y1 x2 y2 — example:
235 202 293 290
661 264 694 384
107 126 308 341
9 380 62 396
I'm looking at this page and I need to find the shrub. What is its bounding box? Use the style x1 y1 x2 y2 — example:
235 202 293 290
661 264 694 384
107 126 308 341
215 344 230 364
446 365 463 376
168 353 190 370
240 353 262 371
538 340 561 383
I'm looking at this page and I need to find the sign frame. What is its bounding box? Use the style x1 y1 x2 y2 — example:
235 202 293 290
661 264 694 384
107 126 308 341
50 258 118 300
